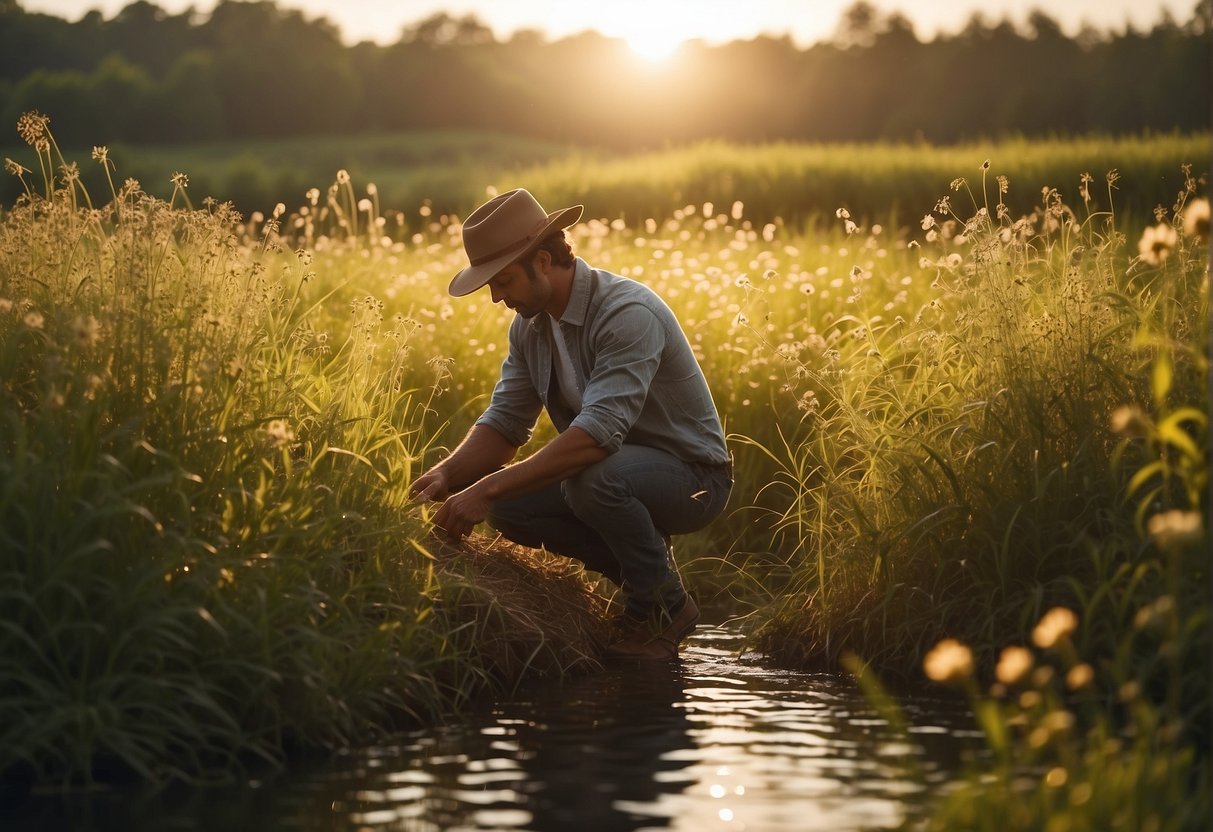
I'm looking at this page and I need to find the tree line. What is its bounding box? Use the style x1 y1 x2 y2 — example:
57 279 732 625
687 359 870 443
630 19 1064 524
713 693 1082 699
0 0 1209 149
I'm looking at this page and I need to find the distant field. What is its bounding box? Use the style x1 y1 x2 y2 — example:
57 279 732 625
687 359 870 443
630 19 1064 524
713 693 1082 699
2 131 1206 229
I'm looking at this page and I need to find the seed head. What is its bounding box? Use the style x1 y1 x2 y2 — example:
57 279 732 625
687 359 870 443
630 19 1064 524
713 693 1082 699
16 111 50 147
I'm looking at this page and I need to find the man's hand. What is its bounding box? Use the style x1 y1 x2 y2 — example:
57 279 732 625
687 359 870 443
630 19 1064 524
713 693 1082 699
432 483 492 542
409 469 450 502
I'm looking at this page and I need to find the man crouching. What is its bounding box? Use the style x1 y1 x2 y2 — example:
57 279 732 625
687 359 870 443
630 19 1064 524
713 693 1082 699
409 189 732 661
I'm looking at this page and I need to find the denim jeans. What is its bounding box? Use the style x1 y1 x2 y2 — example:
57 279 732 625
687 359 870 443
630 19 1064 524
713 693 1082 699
486 444 732 619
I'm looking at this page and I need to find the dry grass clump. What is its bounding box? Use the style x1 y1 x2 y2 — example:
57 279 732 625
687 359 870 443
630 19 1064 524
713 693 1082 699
426 533 614 683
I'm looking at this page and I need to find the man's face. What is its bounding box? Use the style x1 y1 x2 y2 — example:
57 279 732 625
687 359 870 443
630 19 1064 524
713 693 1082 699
486 254 551 318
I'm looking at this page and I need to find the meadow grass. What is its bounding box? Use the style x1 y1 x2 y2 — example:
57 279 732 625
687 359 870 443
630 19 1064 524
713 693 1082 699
0 118 606 788
1 115 1208 827
3 130 1205 230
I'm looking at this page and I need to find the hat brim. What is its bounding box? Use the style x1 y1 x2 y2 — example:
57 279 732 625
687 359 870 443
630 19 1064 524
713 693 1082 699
448 204 584 297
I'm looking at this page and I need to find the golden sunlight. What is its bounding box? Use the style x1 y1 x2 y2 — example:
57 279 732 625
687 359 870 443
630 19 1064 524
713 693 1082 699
623 26 686 61
588 6 703 62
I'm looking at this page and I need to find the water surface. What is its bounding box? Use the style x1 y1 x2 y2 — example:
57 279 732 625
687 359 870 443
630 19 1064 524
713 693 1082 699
7 621 979 831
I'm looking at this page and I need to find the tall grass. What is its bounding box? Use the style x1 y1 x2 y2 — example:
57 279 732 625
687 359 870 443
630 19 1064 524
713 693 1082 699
0 116 594 788
2 113 1206 827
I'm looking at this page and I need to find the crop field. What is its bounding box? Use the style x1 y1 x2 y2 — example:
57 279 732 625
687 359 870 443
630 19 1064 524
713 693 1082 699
0 117 1208 827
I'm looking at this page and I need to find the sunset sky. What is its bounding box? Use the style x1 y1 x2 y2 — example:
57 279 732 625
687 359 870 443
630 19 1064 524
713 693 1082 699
18 0 1200 57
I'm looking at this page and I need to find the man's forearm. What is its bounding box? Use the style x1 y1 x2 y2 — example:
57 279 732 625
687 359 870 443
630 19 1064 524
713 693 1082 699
476 427 608 503
430 424 519 491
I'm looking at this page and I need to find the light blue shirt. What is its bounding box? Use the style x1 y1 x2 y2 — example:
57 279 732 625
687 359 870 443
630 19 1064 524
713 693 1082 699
475 258 729 467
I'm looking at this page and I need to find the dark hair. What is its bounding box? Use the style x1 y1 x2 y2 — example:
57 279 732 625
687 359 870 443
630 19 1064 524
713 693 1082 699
531 230 575 269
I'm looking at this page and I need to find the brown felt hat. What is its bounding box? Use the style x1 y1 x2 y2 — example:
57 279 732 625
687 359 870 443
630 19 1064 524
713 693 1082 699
449 189 583 297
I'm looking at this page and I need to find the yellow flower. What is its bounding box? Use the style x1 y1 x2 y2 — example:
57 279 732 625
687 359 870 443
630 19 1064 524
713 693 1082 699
1137 222 1177 266
1032 607 1078 649
995 645 1033 686
1147 510 1203 552
923 638 973 683
1066 663 1094 691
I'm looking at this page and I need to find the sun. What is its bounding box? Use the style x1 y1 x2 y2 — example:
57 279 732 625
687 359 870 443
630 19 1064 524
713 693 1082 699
623 28 686 61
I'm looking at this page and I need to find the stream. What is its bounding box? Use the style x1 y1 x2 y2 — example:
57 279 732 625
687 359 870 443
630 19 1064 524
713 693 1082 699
6 620 982 831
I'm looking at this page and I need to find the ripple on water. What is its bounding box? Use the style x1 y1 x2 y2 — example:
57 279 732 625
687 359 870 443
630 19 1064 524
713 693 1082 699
4 622 977 832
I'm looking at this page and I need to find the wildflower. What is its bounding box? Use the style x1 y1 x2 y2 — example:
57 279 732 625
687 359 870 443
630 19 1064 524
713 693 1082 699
1137 223 1177 266
4 157 28 177
1134 595 1176 632
921 214 936 231
950 177 965 192
1043 710 1075 734
1032 607 1078 649
170 171 189 189
1182 197 1210 240
835 207 850 220
59 162 80 184
266 419 296 449
273 202 286 219
16 111 50 147
73 314 100 347
981 159 991 171
995 645 1033 686
306 187 321 206
91 146 109 164
23 310 44 329
800 283 815 295
1109 405 1151 437
1066 663 1094 691
1147 510 1203 551
997 175 1009 194
923 638 973 683
336 169 351 185
946 253 962 268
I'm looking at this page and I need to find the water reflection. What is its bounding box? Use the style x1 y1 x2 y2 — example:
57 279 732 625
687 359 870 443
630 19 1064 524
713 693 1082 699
4 622 978 831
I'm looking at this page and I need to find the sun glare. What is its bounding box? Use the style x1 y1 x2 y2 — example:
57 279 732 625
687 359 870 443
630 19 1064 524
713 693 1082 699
624 28 686 61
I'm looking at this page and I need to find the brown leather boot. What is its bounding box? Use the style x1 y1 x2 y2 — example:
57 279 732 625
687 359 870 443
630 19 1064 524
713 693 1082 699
604 596 700 661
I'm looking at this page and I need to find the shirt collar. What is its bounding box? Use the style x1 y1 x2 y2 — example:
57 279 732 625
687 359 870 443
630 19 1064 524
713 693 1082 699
528 258 592 330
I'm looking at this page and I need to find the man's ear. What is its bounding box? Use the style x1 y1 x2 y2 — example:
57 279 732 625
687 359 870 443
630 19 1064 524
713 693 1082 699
531 248 552 273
